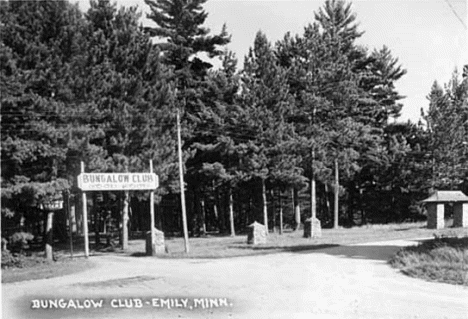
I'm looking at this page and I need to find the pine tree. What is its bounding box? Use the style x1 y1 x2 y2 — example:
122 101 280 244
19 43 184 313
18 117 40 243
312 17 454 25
424 70 468 190
144 0 230 97
1 0 177 243
144 0 231 234
1 0 85 219
274 0 408 225
79 0 176 178
185 49 242 235
239 31 303 231
370 121 433 222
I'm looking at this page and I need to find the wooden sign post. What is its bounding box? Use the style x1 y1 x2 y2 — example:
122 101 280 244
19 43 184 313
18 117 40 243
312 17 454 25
77 164 159 256
149 160 156 256
81 162 89 258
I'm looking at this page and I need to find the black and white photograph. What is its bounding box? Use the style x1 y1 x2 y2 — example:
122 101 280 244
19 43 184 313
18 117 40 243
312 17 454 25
1 0 467 318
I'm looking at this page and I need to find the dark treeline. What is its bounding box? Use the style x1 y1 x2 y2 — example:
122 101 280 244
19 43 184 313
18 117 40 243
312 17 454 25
1 0 467 240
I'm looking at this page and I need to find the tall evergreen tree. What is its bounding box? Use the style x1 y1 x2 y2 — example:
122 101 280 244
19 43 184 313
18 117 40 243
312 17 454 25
424 70 468 190
275 0 407 224
144 0 230 98
185 50 242 235
79 0 176 178
239 31 303 230
1 0 177 236
1 0 85 219
144 0 231 234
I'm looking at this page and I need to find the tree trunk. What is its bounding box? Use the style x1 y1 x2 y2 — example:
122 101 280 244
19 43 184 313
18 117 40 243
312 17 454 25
212 181 219 219
334 158 339 229
310 178 316 219
121 191 129 250
200 198 207 236
93 194 100 247
278 190 283 235
157 200 163 231
213 199 219 230
65 191 73 259
311 148 316 219
228 187 235 236
293 188 301 231
270 189 275 233
247 196 252 226
105 210 112 247
324 183 331 222
188 190 195 237
348 182 355 225
45 211 54 260
70 200 76 234
216 188 224 233
262 179 269 235
76 196 83 235
360 188 365 225
213 199 219 219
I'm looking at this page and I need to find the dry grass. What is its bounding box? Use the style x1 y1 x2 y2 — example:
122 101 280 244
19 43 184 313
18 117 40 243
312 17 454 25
390 235 468 286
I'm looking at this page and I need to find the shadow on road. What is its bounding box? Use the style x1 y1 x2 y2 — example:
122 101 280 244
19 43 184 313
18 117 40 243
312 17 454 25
225 239 428 261
122 239 429 262
229 244 339 252
292 238 428 261
303 244 402 261
225 243 402 261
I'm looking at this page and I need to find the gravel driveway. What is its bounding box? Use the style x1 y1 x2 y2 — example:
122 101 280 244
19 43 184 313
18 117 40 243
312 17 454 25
3 238 467 319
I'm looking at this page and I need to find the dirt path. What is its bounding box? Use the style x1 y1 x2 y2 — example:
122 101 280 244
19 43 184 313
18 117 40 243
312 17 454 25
3 238 467 319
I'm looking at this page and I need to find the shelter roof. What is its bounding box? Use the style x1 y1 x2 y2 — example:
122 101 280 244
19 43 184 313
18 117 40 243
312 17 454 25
421 191 468 203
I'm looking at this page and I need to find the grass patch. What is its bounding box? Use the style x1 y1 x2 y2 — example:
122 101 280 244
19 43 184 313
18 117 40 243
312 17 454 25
389 235 468 286
2 251 95 284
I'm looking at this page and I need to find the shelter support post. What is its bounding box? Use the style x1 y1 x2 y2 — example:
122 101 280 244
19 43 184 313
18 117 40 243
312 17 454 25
427 203 444 229
453 203 468 228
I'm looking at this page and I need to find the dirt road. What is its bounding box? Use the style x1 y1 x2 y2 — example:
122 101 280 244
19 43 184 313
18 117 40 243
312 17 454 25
2 238 467 319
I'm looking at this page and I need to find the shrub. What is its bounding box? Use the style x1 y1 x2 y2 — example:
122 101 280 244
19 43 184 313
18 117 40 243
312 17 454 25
2 249 26 268
9 232 34 253
1 238 8 251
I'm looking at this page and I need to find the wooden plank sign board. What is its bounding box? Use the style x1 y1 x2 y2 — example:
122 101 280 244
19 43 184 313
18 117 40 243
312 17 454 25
78 173 159 191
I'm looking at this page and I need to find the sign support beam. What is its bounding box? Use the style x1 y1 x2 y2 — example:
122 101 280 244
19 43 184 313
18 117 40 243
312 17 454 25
149 160 156 256
81 162 89 258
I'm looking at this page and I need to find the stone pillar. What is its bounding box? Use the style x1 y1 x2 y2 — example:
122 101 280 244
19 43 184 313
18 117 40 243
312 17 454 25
146 228 165 255
247 222 267 245
427 203 444 229
453 202 468 228
304 217 322 238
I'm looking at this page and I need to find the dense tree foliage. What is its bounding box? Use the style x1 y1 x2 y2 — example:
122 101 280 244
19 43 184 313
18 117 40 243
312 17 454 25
424 70 468 190
1 1 84 219
1 0 176 236
2 0 464 245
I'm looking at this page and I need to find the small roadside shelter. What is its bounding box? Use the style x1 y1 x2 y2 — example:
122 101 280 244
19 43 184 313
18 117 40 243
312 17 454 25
421 191 468 229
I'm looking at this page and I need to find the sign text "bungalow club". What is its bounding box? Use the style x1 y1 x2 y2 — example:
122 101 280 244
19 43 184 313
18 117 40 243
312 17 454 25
78 173 159 191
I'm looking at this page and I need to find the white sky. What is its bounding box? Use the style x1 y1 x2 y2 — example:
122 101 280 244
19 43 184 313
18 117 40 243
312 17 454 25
78 0 467 124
